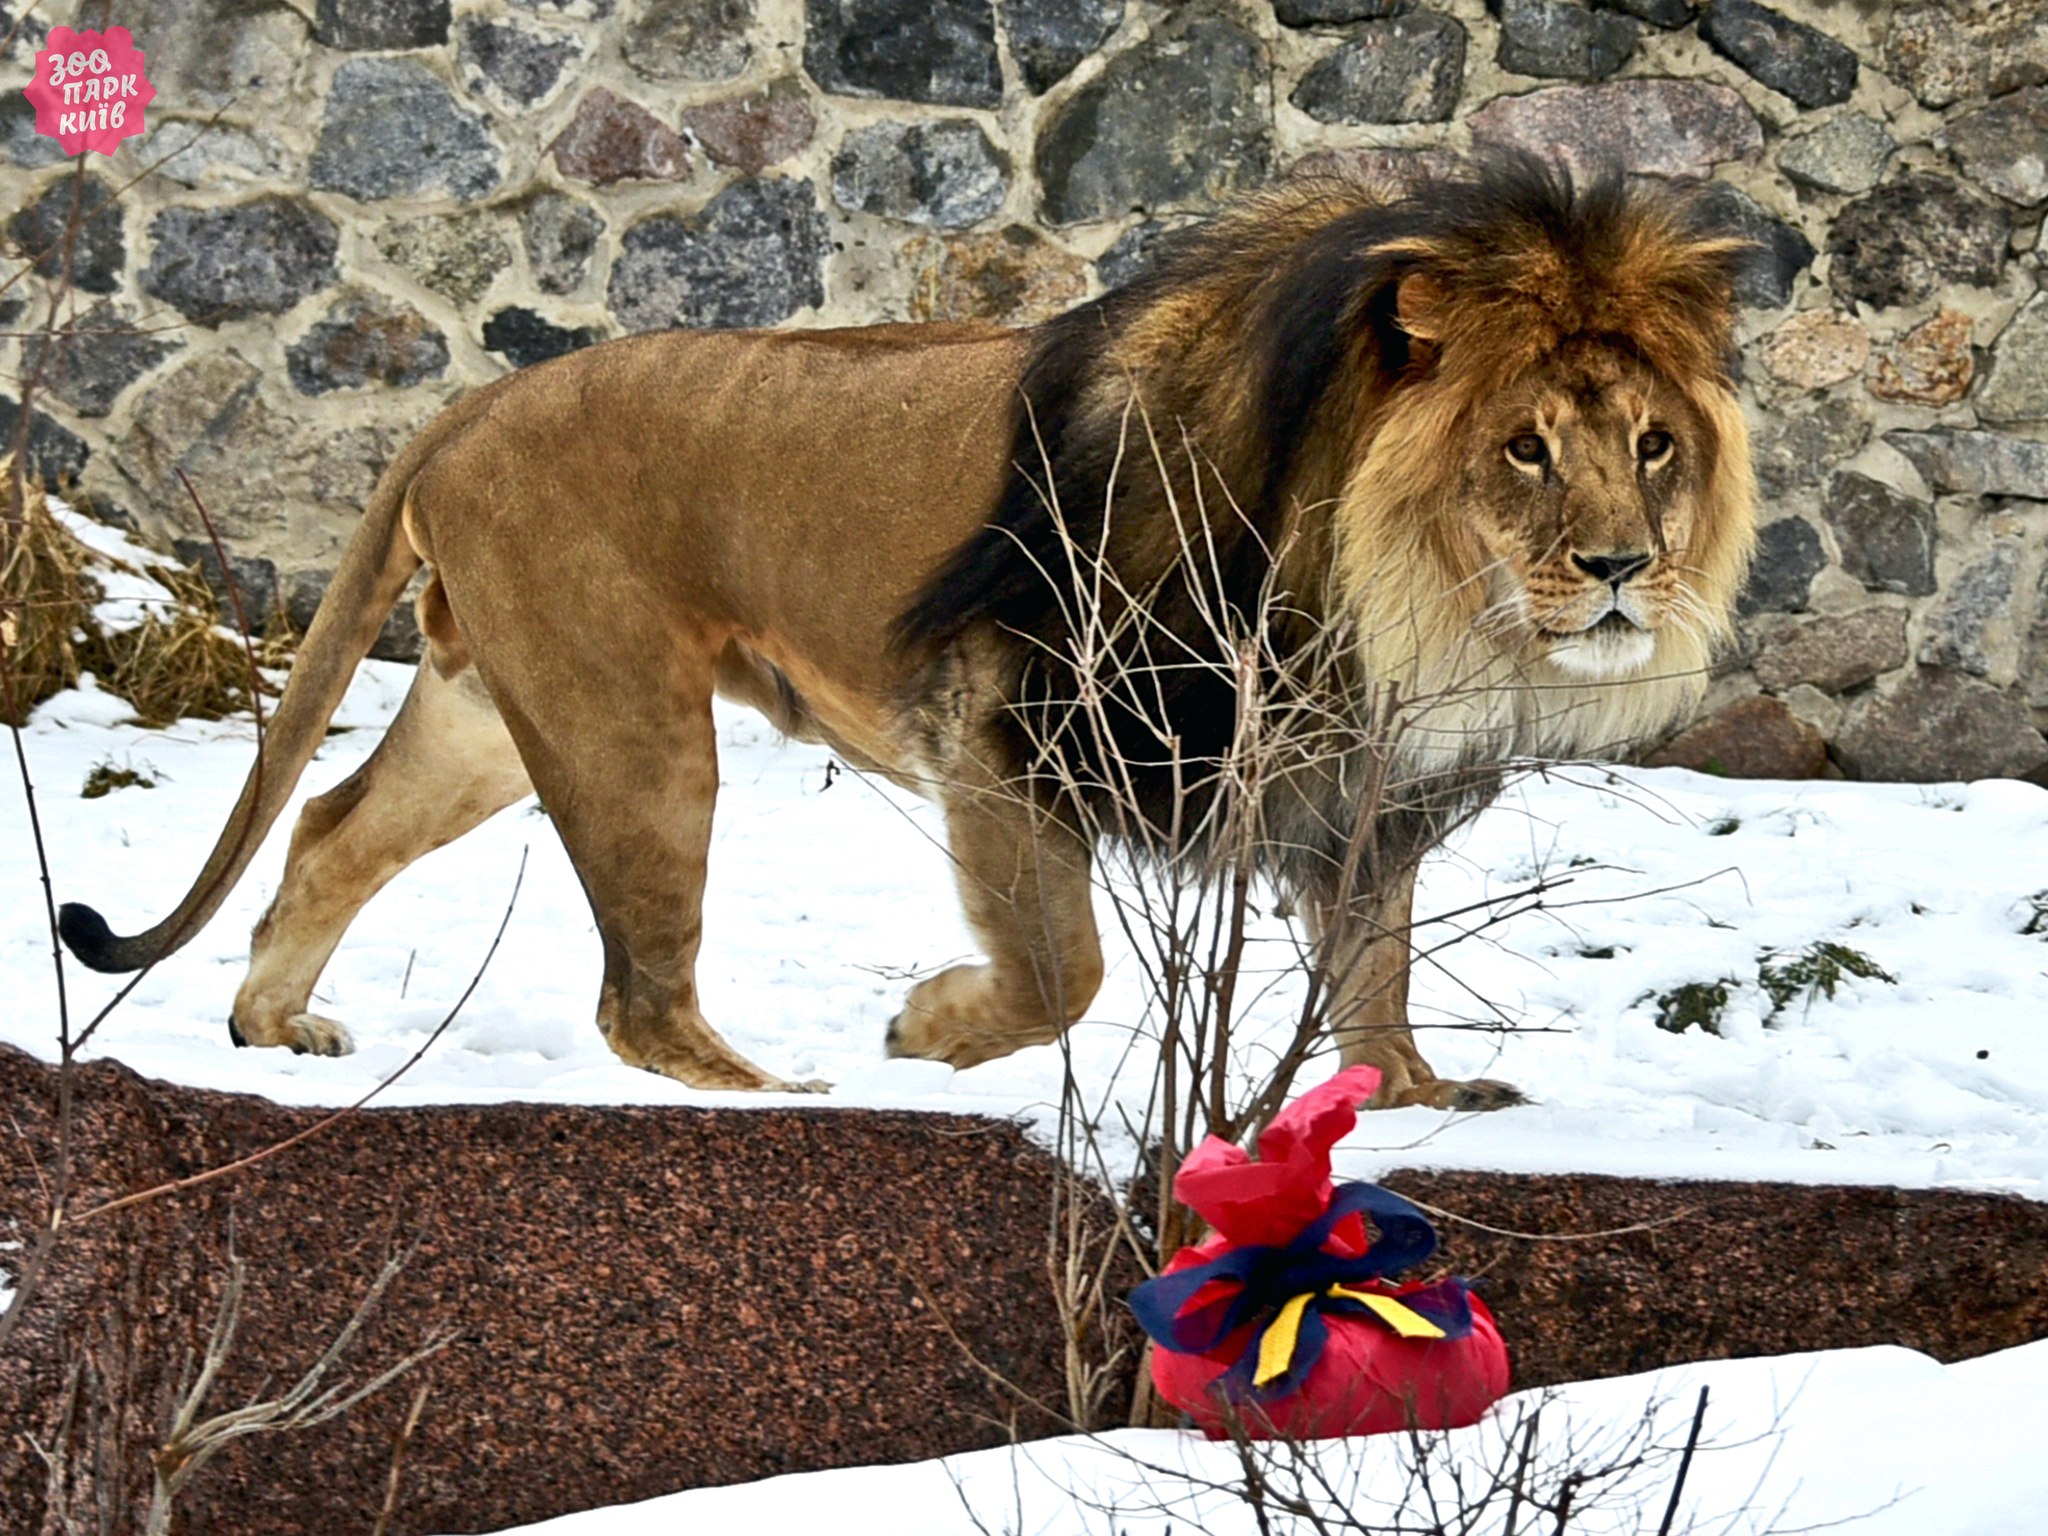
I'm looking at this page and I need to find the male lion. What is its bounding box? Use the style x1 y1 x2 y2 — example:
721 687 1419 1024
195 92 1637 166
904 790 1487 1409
60 158 1754 1109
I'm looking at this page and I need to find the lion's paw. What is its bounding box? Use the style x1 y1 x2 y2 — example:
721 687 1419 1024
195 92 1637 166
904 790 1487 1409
1445 1077 1526 1112
884 965 1059 1071
285 1013 355 1057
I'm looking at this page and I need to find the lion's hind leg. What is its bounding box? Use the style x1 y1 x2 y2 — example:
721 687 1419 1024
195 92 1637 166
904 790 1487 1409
231 621 534 1055
447 620 805 1093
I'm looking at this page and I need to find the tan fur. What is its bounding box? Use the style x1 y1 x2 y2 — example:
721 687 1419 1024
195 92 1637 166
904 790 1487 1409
73 170 1753 1107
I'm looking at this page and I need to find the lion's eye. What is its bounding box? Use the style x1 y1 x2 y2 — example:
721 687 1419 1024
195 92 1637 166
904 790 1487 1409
1637 429 1674 464
1506 433 1548 467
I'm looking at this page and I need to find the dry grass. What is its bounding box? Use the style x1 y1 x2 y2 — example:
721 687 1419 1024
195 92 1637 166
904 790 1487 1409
1 456 294 728
0 461 93 720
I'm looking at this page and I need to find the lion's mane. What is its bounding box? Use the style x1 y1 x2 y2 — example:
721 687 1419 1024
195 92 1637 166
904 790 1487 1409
898 156 1755 883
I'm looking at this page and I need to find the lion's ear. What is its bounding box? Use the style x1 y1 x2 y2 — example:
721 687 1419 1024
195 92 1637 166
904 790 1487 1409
1395 270 1448 343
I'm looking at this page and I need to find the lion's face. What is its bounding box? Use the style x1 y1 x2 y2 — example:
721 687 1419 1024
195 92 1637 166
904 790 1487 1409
1460 341 1721 682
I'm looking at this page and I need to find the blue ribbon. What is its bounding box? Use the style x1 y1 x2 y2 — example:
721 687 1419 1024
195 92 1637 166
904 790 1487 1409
1128 1181 1477 1404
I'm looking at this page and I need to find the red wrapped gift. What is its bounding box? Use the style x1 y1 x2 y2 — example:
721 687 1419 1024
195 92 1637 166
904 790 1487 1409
1129 1065 1509 1439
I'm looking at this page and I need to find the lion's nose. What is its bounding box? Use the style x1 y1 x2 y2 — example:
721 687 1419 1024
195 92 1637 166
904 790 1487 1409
1571 551 1651 586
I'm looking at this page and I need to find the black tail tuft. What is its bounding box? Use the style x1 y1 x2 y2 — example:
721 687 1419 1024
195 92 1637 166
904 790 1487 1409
58 902 138 974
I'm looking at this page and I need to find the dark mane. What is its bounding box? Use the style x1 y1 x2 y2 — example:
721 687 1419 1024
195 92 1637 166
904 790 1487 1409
891 154 1742 862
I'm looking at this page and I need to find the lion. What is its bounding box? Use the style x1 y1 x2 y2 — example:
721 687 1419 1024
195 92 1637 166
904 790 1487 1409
59 157 1754 1110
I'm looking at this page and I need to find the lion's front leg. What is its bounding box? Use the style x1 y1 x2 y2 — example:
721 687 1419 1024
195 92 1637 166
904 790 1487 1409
886 771 1103 1071
1308 865 1525 1112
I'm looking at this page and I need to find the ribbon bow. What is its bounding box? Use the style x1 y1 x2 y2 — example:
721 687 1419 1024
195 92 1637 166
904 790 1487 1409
1129 1179 1477 1403
1127 1065 1483 1409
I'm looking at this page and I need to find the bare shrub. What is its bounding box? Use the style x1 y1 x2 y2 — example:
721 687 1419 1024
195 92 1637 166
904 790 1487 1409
923 403 1706 1440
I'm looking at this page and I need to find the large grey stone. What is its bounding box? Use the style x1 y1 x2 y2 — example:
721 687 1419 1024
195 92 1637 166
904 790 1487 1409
1288 145 1462 192
683 79 818 175
1887 430 2048 501
1778 114 1893 196
518 193 605 296
152 120 300 188
142 197 340 325
1273 0 1398 22
1491 0 1636 81
2026 566 2048 708
1037 12 1270 224
2 92 67 169
1822 472 1936 598
509 0 615 14
457 17 584 108
116 351 265 507
9 173 124 294
1293 16 1467 122
1693 183 1812 309
1976 300 2048 424
1884 2 2048 110
804 0 1001 109
118 353 414 541
25 304 182 418
1001 0 1124 93
1753 606 1908 694
286 570 425 663
1752 397 1867 500
0 0 44 61
0 395 90 486
139 0 307 114
372 214 513 306
1698 0 1855 108
1943 87 2048 208
287 295 451 397
1468 80 1761 180
832 120 1009 228
1835 669 2047 783
171 541 281 633
609 179 829 332
1919 541 2020 679
482 307 605 370
314 0 449 49
312 58 501 203
625 0 756 83
1827 176 2010 311
548 88 694 184
1592 0 1690 28
1736 516 1825 616
1096 217 1198 290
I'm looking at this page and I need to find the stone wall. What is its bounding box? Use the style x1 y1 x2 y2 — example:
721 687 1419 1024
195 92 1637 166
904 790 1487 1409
2 0 2045 779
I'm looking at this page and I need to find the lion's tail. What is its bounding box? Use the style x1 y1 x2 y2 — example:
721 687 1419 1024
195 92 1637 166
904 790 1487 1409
58 464 426 977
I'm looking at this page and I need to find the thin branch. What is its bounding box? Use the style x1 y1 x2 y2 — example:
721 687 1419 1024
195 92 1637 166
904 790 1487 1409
1655 1385 1710 1536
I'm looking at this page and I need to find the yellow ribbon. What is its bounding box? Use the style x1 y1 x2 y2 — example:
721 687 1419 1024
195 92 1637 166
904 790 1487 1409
1252 1286 1448 1388
1329 1285 1448 1340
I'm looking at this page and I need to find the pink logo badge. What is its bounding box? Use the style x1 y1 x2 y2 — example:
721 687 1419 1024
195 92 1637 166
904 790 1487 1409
23 26 155 157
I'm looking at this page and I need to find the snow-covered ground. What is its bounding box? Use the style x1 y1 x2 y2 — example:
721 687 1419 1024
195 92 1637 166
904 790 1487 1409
8 509 2047 1532
492 1340 2048 1536
5 650 2046 1199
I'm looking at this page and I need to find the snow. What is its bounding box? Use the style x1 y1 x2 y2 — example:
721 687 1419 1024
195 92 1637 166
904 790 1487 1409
489 1340 2048 1535
7 503 2047 1532
5 652 2045 1199
57 500 191 633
